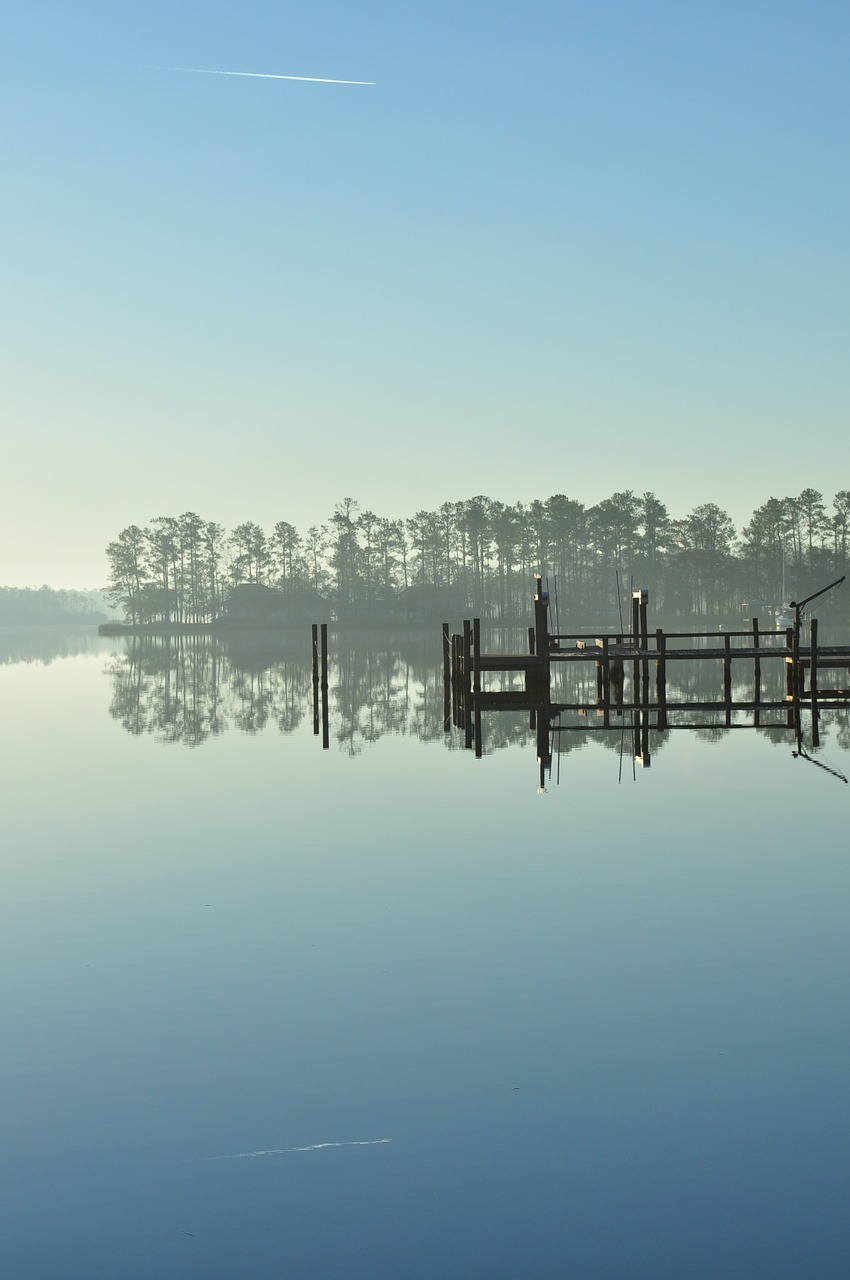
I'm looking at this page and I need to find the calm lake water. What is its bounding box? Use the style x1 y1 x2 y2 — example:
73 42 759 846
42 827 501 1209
2 627 850 1279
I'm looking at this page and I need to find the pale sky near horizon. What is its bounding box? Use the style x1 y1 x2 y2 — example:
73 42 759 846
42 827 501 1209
3 0 848 587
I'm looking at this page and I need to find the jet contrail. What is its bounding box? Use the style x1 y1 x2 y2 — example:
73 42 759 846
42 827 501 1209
205 1138 393 1160
165 67 375 86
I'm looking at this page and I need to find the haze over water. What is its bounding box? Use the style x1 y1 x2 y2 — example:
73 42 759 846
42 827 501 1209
2 628 850 1277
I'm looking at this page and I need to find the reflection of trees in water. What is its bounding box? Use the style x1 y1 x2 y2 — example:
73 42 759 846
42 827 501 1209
325 634 463 754
0 627 109 667
835 711 850 752
106 631 546 754
105 632 850 760
107 635 309 747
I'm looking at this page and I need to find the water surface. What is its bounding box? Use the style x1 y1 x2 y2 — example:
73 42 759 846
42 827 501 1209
2 630 849 1278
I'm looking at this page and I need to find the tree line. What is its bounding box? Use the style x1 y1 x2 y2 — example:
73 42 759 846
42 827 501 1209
0 586 108 626
105 488 850 625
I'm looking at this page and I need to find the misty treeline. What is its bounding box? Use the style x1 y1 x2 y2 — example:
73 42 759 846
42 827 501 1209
106 488 850 625
0 586 107 626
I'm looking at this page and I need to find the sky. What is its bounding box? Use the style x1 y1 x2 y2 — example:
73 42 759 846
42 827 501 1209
3 0 849 587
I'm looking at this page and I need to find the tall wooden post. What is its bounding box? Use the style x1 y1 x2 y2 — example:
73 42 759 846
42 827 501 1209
320 623 329 750
723 631 732 716
631 592 640 708
472 618 481 694
472 617 482 758
528 626 537 729
463 619 473 749
442 622 451 733
533 577 550 701
810 616 819 746
311 623 320 735
451 634 461 727
639 591 649 707
656 628 667 731
752 617 761 725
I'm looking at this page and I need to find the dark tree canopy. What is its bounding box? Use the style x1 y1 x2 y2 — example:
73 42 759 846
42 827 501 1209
104 489 850 625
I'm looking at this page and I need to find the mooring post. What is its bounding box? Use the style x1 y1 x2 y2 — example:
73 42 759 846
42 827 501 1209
811 615 821 747
631 592 639 703
528 626 537 729
463 620 473 748
451 633 461 727
656 628 667 730
472 617 482 757
472 618 481 694
639 590 649 706
320 623 329 750
442 623 451 733
810 616 819 704
723 632 732 706
533 577 550 701
752 617 761 723
311 623 320 735
601 635 611 726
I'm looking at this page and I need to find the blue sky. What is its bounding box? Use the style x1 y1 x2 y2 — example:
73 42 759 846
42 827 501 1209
3 0 849 585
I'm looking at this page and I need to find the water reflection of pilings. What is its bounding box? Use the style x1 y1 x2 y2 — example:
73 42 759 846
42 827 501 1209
311 623 329 749
102 628 849 768
106 630 461 752
445 607 850 786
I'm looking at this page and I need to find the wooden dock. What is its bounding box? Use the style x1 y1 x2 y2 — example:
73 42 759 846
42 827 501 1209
444 576 850 777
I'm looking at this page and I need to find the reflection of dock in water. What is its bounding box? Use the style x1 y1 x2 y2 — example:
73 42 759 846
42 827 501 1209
444 576 850 786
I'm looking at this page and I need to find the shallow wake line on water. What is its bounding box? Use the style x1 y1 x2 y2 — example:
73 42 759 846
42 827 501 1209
206 1139 393 1160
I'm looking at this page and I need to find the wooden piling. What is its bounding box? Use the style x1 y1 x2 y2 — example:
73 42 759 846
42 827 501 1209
723 632 732 709
472 617 482 756
463 620 473 748
532 579 550 700
528 627 537 729
311 623 320 735
442 622 451 732
472 619 481 694
320 623 329 750
639 592 649 707
451 633 461 727
809 617 818 699
655 628 667 730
